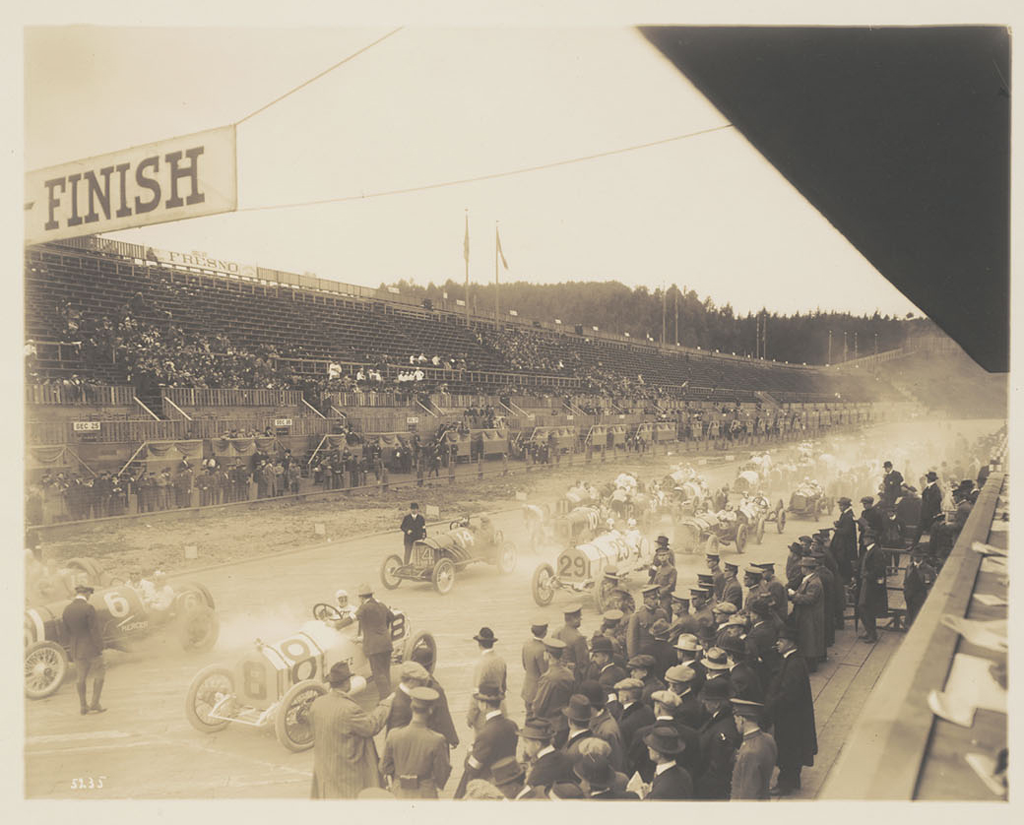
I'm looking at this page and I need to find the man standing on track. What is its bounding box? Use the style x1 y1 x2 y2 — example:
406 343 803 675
62 583 107 715
521 616 549 717
355 583 395 698
400 502 426 565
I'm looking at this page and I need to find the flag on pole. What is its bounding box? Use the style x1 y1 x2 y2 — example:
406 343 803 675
463 212 470 263
495 225 509 269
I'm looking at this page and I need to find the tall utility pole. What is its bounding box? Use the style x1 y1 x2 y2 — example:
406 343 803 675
843 331 848 362
828 329 833 364
463 209 471 328
674 288 679 346
756 313 761 358
494 221 500 326
854 332 858 360
762 311 767 360
661 287 667 345
874 332 878 355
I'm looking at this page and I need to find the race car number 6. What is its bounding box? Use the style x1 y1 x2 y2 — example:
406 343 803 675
103 592 130 618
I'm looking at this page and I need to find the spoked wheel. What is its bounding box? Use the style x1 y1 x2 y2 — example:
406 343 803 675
178 605 220 652
185 665 235 733
275 680 326 752
532 563 556 606
380 554 404 590
431 559 456 595
403 630 438 673
777 510 787 533
24 641 69 699
497 541 518 574
755 518 766 544
735 524 748 554
594 578 616 614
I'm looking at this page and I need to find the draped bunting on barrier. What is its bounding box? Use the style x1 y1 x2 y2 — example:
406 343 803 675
211 436 278 458
654 422 678 442
475 429 509 456
29 445 69 466
532 426 577 447
145 440 204 458
608 424 628 446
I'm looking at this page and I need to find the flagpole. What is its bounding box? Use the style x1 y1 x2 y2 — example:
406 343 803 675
495 221 500 327
464 209 470 329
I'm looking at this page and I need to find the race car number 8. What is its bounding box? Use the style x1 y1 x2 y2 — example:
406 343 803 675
280 637 318 682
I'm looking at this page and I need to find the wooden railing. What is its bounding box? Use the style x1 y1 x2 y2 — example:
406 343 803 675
162 387 304 408
26 384 135 407
26 416 343 445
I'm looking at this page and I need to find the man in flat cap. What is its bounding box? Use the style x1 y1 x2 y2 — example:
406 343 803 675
553 602 589 686
355 583 396 699
706 552 726 601
453 680 518 798
531 638 575 733
788 556 826 670
720 561 743 610
380 686 451 798
765 628 817 796
729 699 777 800
521 616 549 717
467 627 507 733
631 691 701 785
711 600 739 639
309 661 394 798
665 665 706 730
627 654 665 706
62 583 106 715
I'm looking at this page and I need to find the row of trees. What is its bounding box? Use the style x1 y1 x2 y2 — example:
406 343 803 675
381 278 930 365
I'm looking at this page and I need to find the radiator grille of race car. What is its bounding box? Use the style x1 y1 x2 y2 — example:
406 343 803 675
417 546 433 566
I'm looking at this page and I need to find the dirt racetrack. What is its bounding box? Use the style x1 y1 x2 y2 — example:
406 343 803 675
24 421 995 799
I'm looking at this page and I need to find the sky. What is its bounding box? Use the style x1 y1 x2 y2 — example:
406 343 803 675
24 25 928 320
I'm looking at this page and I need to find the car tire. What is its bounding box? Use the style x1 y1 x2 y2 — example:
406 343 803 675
778 510 787 533
497 542 517 574
185 664 235 733
25 641 68 699
531 563 556 606
275 679 326 752
178 605 220 653
380 554 404 590
403 630 438 674
431 559 456 595
735 524 748 554
755 518 766 544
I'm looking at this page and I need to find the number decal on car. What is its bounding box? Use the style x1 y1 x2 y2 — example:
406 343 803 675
573 556 587 577
390 614 406 641
103 592 130 618
558 554 573 576
278 636 320 683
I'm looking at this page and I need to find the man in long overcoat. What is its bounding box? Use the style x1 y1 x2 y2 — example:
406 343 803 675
858 531 888 643
914 471 943 547
830 497 858 580
355 583 395 698
764 630 817 796
787 556 825 670
309 662 394 798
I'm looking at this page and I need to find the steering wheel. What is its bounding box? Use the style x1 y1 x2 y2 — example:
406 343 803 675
313 603 343 622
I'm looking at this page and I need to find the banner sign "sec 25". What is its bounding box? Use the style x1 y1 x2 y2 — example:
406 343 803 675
25 126 237 246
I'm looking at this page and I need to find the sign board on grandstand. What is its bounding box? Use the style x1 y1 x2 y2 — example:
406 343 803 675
73 421 102 432
407 416 420 425
274 418 293 427
25 125 237 245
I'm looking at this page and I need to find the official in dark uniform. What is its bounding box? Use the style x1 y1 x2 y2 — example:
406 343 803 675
62 584 106 714
521 616 549 716
831 497 858 581
380 686 451 798
531 638 575 733
640 619 676 681
355 582 395 698
650 541 678 616
720 562 743 609
858 531 888 643
626 585 664 659
690 586 716 650
400 502 426 565
729 699 777 800
706 552 726 601
667 592 698 641
553 602 589 684
585 635 626 693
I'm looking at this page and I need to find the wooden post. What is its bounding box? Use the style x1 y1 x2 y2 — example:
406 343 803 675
477 456 484 480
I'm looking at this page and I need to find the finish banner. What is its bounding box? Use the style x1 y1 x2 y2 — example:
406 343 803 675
25 125 237 245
